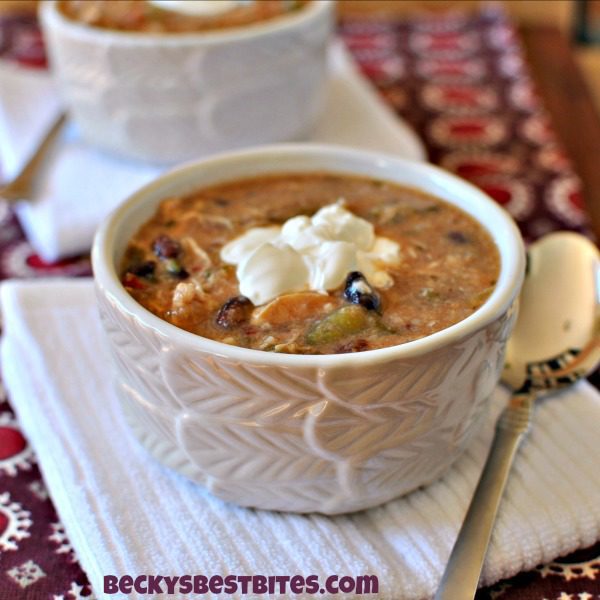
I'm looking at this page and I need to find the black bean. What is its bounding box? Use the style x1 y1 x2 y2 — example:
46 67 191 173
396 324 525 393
344 271 381 312
152 235 180 259
447 231 470 244
215 296 252 329
130 260 156 278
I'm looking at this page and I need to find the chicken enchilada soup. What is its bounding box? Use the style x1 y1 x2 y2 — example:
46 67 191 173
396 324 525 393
57 0 311 33
121 173 500 354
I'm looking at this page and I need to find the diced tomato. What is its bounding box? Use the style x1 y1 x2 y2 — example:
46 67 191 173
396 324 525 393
122 272 146 290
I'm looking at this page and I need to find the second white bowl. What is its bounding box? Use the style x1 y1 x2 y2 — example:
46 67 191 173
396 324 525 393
40 1 334 163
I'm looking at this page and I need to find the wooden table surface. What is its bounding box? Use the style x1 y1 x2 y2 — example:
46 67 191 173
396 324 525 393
520 27 600 240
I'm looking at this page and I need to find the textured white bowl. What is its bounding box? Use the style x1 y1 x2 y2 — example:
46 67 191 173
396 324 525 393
40 1 334 163
92 144 526 514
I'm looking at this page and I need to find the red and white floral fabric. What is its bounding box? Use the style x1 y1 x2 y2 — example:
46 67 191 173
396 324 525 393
0 6 598 600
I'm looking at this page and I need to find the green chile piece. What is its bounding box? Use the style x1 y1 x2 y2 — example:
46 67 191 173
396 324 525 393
306 305 370 345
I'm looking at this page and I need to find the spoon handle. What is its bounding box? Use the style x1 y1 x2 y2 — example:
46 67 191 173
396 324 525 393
434 393 533 600
0 112 67 204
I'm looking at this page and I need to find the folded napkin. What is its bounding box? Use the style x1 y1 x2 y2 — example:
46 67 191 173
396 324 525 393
1 280 600 600
0 42 424 263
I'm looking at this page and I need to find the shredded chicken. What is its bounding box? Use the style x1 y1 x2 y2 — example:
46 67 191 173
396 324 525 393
172 279 205 310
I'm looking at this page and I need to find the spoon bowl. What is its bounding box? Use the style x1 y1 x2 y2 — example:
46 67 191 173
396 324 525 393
503 231 600 390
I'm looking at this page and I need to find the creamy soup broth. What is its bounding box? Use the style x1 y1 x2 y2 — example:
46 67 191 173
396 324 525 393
121 173 500 354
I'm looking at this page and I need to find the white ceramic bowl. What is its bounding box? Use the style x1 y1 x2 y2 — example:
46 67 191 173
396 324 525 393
40 1 334 163
92 144 525 514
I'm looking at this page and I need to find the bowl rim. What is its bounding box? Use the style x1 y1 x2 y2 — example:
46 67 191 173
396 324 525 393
40 0 334 46
92 143 526 368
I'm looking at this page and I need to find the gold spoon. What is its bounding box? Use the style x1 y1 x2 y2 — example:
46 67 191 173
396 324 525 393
435 231 600 600
0 111 67 204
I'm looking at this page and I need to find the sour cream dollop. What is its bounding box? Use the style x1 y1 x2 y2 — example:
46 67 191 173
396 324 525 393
220 203 401 306
149 0 243 17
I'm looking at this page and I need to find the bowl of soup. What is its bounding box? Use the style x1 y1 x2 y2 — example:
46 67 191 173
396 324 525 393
40 0 334 163
92 144 525 514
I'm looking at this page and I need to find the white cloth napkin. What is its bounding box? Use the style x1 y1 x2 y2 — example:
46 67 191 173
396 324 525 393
1 279 600 600
0 43 424 263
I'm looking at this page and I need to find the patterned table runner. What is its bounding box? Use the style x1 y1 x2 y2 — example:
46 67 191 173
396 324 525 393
0 6 598 600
